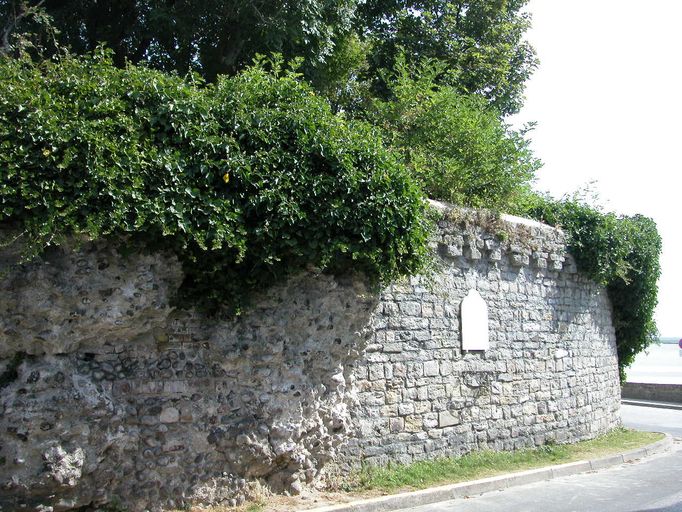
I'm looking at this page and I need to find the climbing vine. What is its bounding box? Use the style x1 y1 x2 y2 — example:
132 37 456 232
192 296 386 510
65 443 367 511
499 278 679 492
524 194 662 381
0 51 430 314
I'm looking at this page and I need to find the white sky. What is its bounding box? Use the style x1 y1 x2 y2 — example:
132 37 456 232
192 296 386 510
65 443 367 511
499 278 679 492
512 0 681 338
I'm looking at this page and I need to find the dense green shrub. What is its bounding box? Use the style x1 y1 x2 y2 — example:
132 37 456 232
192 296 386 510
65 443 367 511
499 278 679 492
0 51 430 314
367 57 540 211
524 194 662 381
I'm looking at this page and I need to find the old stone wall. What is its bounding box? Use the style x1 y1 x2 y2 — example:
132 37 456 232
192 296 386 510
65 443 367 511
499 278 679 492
342 205 621 468
0 204 621 511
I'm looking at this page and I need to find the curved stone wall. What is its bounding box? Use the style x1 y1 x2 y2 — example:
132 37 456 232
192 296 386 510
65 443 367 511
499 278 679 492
342 204 621 468
0 205 621 511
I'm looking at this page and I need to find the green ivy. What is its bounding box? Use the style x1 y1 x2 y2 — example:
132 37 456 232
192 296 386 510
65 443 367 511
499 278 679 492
523 194 662 381
0 51 430 314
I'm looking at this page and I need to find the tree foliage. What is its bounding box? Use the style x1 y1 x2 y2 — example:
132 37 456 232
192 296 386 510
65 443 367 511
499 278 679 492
524 194 662 381
0 0 59 57
355 0 538 115
0 0 358 80
367 56 540 210
1 0 536 115
0 51 429 314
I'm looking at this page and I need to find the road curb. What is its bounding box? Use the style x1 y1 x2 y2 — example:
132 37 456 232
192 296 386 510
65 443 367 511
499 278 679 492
306 434 673 512
621 398 682 411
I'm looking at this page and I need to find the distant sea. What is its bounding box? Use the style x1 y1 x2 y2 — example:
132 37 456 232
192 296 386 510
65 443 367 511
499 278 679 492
626 337 682 384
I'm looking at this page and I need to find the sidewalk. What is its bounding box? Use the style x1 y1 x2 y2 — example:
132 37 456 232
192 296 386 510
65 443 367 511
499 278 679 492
305 434 673 512
621 382 682 405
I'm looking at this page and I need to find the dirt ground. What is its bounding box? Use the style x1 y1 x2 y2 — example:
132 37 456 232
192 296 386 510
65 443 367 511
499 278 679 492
181 487 388 512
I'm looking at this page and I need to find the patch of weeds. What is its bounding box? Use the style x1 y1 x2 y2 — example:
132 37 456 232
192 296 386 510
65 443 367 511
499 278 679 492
347 428 664 493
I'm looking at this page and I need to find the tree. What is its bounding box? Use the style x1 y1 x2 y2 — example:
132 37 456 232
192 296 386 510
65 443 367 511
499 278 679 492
1 0 358 80
1 0 59 57
2 0 535 115
355 0 538 115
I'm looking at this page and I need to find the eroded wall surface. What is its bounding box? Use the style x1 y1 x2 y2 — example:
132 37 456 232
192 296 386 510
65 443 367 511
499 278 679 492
0 207 621 511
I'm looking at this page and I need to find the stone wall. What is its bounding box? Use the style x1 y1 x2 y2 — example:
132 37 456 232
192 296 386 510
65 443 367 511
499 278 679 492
621 382 682 403
0 204 621 511
342 205 621 468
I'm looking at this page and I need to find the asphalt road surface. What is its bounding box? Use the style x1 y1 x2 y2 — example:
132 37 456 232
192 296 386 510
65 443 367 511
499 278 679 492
622 403 682 438
402 405 682 512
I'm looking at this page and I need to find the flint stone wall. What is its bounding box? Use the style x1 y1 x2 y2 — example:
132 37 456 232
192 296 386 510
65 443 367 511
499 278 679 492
0 204 621 511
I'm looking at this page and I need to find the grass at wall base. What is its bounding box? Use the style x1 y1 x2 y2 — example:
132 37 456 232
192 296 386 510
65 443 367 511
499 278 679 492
174 428 663 511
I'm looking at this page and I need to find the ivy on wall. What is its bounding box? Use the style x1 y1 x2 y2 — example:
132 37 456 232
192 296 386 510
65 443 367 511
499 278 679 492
0 51 429 314
0 50 663 379
523 194 662 381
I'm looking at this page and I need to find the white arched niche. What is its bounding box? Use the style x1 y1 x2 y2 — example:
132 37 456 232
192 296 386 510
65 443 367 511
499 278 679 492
461 289 489 351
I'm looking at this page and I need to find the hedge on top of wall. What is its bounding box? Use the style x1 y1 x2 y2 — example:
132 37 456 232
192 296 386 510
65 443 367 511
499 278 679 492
0 50 430 314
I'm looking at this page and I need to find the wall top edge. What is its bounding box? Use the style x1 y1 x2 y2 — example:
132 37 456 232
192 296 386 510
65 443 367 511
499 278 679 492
427 199 562 234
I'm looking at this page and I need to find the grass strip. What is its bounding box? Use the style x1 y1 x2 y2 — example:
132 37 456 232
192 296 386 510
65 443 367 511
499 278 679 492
176 428 664 511
347 427 664 492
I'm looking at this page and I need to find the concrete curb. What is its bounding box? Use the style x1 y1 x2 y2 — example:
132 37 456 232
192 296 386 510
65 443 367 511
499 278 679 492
306 434 673 512
621 398 682 411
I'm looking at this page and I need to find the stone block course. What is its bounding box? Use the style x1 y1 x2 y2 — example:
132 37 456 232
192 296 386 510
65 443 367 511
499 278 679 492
343 207 620 472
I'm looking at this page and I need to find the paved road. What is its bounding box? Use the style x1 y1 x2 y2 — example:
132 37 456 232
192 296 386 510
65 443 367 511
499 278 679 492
622 403 682 438
403 405 682 512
